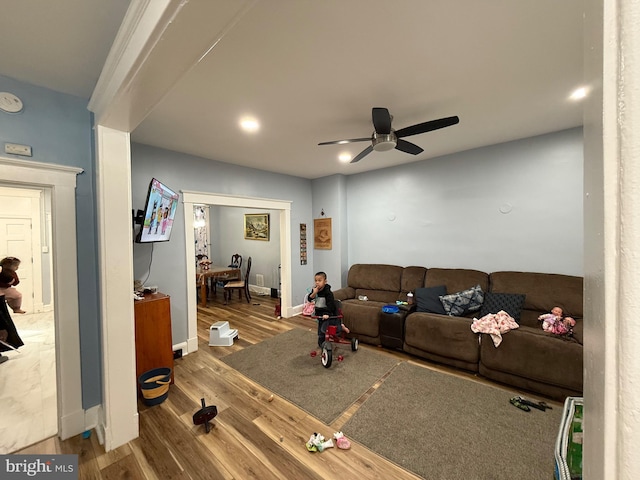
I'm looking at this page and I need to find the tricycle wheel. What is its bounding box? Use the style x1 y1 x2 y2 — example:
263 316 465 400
321 342 332 368
351 337 359 351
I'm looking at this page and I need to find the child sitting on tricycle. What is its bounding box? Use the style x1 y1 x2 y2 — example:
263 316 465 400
308 271 349 348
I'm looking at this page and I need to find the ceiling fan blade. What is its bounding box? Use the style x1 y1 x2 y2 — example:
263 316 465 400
395 116 460 138
372 107 392 134
318 137 371 146
395 139 424 155
350 145 374 163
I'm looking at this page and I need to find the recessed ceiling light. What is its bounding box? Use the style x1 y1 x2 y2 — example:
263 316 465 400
569 87 588 101
239 117 260 133
338 152 352 163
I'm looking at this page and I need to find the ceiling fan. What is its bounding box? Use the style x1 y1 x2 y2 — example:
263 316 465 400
318 107 459 163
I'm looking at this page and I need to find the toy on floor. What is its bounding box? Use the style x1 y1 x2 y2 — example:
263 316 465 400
333 431 351 449
305 433 334 452
192 397 218 433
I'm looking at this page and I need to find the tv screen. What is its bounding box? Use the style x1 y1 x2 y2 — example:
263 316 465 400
136 178 180 243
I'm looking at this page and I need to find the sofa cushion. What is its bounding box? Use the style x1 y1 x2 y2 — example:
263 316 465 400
439 284 484 316
425 268 489 293
401 266 427 294
489 271 583 328
479 292 526 321
415 285 447 314
347 264 403 292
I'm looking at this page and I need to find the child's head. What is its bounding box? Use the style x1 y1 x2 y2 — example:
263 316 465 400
0 256 20 270
314 271 328 289
551 306 564 318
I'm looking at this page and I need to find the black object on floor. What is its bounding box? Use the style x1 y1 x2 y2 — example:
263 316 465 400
509 396 531 412
193 398 218 433
515 396 553 411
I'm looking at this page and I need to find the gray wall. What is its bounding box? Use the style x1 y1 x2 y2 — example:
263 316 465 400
345 128 583 277
0 74 101 408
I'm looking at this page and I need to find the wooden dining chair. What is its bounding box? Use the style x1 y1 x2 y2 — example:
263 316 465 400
227 253 242 281
224 256 252 305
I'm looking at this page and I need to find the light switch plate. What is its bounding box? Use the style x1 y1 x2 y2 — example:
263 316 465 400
5 143 32 156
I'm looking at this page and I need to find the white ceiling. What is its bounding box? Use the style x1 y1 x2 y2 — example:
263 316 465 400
0 0 584 179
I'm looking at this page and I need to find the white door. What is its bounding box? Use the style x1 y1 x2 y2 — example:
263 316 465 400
0 186 43 313
0 217 34 312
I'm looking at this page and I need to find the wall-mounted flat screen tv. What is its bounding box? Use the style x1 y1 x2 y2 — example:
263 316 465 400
135 178 180 243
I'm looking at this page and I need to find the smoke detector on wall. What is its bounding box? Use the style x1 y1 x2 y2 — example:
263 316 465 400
0 92 24 113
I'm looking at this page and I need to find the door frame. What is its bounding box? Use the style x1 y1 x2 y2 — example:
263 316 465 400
182 190 292 354
0 156 84 440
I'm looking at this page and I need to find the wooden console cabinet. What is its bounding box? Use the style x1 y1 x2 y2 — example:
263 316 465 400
134 293 174 385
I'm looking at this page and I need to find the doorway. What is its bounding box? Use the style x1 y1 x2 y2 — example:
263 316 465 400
0 185 53 453
0 157 84 445
181 191 292 354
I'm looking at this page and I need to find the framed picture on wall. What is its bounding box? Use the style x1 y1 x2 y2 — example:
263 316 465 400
244 213 270 241
314 217 332 250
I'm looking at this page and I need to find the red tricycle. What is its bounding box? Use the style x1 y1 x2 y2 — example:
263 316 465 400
311 313 358 368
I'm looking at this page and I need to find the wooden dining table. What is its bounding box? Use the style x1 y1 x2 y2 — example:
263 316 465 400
196 266 241 307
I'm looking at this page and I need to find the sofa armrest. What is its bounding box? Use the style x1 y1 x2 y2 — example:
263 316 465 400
334 287 355 301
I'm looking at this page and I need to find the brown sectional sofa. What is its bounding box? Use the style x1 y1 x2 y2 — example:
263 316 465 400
333 264 583 400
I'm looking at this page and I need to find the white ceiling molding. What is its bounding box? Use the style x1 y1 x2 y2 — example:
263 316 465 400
88 0 258 131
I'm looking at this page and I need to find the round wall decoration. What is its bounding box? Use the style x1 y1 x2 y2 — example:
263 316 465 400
0 92 24 113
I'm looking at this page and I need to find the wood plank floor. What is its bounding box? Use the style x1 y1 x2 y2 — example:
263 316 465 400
18 292 555 479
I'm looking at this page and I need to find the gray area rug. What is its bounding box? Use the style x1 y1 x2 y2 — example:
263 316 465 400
342 362 563 480
221 328 398 424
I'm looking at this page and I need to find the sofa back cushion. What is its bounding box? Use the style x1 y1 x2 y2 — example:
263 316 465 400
424 268 490 295
400 266 427 298
347 264 403 292
489 271 583 328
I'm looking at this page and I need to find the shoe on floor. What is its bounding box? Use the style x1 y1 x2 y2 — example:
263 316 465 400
0 355 8 364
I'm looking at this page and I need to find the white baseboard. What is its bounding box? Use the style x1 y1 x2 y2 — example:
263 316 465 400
59 408 86 441
172 341 188 356
249 284 273 296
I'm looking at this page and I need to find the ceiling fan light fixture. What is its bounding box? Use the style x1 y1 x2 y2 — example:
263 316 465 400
372 132 397 152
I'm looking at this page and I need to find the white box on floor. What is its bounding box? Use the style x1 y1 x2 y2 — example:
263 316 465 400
209 321 238 347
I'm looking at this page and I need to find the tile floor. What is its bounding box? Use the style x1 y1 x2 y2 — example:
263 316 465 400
0 311 57 454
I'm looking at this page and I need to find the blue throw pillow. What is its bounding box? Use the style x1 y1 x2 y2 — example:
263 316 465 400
415 285 447 315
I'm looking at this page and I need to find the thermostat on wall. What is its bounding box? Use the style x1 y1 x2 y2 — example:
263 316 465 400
0 92 24 113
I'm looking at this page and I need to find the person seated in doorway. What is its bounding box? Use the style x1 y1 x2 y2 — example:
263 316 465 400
0 256 25 314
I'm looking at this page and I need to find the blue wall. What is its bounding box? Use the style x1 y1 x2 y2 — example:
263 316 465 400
345 128 584 276
0 75 102 408
131 143 314 343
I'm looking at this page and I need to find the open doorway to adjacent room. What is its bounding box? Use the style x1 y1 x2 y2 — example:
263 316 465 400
0 158 83 453
182 191 292 355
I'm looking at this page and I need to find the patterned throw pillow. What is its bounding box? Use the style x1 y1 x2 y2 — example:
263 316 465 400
439 284 484 316
479 292 526 321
